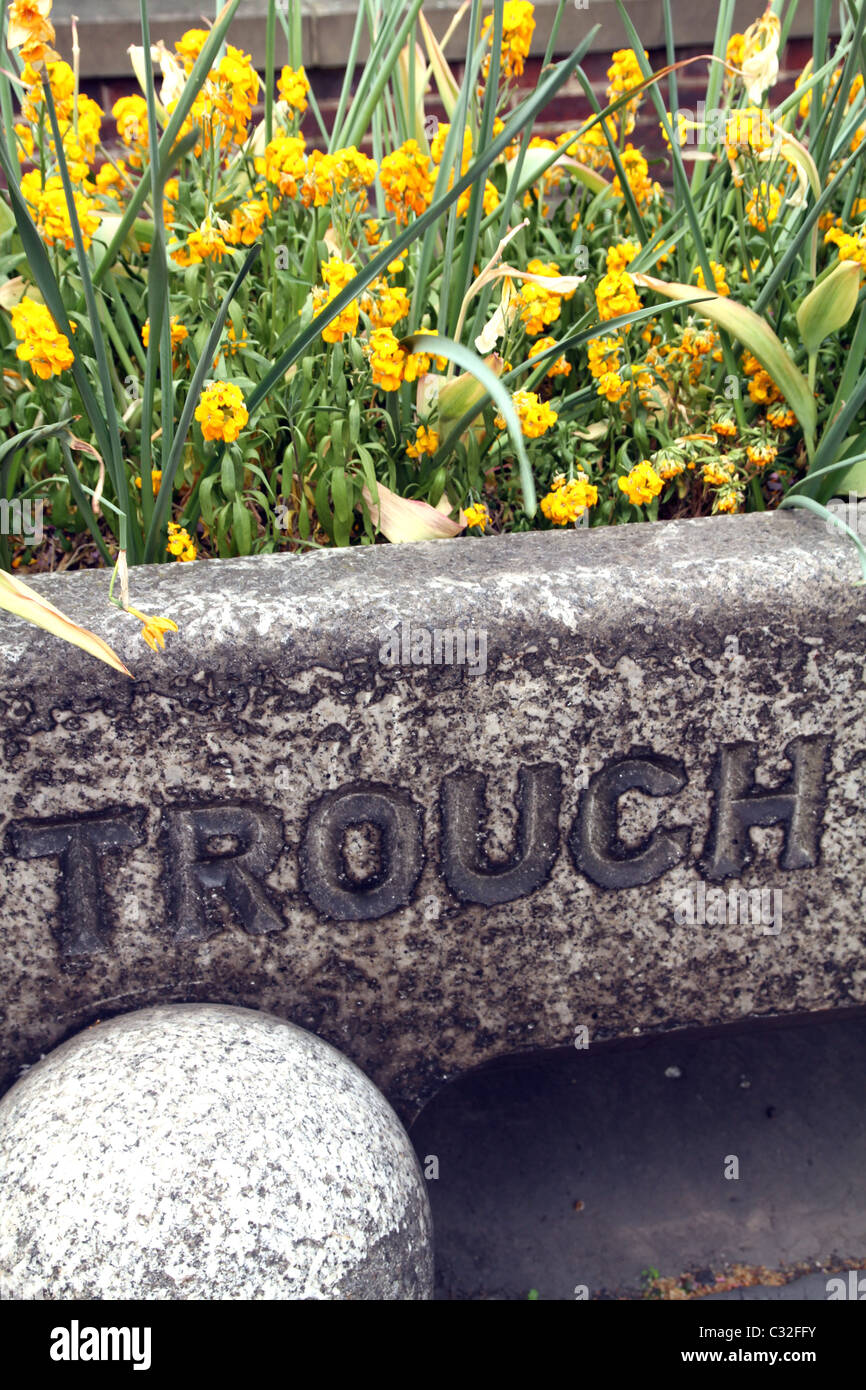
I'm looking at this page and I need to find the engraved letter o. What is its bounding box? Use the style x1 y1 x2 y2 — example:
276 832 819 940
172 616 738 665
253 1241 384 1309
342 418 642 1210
300 783 424 921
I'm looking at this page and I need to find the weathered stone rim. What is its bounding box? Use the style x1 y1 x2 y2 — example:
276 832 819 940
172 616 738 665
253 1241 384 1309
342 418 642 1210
4 509 859 672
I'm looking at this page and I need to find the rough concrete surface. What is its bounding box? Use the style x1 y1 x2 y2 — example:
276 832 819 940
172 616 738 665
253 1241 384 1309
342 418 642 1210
1 513 865 1121
0 1004 433 1300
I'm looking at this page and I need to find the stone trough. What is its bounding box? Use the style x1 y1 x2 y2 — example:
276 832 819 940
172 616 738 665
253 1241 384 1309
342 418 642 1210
1 511 865 1124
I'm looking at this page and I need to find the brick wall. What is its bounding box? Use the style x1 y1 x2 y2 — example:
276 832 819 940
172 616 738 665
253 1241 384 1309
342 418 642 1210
82 34 816 170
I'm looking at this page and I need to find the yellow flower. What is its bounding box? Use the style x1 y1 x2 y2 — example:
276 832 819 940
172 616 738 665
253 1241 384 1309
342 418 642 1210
463 502 490 530
716 492 742 513
618 460 663 505
572 114 620 171
368 327 408 392
606 48 648 136
7 0 53 46
596 269 641 321
277 64 310 114
587 335 623 377
746 180 782 232
366 327 444 391
301 146 377 211
596 370 628 403
212 322 249 368
9 296 75 378
379 140 434 225
166 522 197 562
369 283 411 329
746 442 778 466
682 326 717 358
113 95 150 168
724 106 774 160
482 0 535 80
95 159 128 196
18 59 72 124
518 280 563 336
172 216 232 266
255 133 307 199
406 425 439 459
142 317 188 353
494 389 557 439
606 241 640 273
795 65 813 120
379 241 406 274
195 381 249 442
824 224 866 269
430 122 472 171
174 28 208 69
703 461 736 486
533 336 571 378
459 179 500 218
310 257 359 342
20 169 101 250
7 0 58 67
694 260 731 296
654 452 685 480
726 33 746 70
134 469 163 494
227 196 271 245
162 176 179 229
711 418 738 439
748 369 781 405
540 472 598 525
188 45 259 151
612 144 660 210
125 604 179 652
767 404 797 429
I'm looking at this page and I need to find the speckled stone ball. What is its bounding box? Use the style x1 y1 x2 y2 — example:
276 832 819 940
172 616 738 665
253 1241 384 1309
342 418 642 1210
0 1005 433 1300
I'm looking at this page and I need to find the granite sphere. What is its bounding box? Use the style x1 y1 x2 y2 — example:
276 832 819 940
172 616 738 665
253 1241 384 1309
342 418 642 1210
0 1004 433 1299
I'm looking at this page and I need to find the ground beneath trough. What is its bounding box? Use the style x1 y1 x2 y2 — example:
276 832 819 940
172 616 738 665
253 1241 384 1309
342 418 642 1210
410 1010 866 1301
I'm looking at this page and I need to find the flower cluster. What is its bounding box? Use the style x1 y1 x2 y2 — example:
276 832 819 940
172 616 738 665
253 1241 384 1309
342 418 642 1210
540 473 598 525
166 522 197 562
20 170 101 250
482 0 535 81
7 0 58 69
195 381 249 443
618 460 664 506
312 258 360 343
596 269 642 321
367 328 434 392
495 390 557 439
277 64 310 113
379 141 435 226
9 296 74 378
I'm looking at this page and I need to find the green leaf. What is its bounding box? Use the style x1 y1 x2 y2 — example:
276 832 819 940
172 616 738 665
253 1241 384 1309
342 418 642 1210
144 243 262 562
231 498 252 554
0 419 74 469
406 332 537 516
